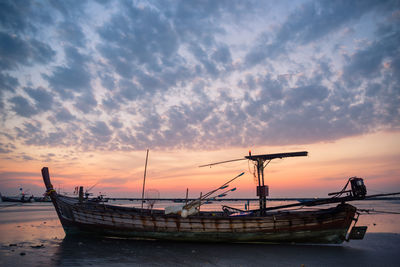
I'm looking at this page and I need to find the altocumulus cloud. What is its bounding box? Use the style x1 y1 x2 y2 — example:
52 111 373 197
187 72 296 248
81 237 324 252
0 0 399 155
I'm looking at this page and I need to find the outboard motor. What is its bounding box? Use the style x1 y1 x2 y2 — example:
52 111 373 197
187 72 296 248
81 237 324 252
350 177 367 198
328 176 367 198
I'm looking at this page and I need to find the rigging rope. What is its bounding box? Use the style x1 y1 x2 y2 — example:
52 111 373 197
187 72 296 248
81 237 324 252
247 160 258 184
331 178 351 198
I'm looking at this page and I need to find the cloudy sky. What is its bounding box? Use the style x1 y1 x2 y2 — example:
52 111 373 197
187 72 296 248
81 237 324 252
0 0 399 198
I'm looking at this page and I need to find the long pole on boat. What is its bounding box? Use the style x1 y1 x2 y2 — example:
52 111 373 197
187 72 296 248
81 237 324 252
200 172 244 200
184 172 244 210
185 188 189 205
252 191 400 213
245 152 308 213
198 192 202 213
141 149 149 209
256 160 263 213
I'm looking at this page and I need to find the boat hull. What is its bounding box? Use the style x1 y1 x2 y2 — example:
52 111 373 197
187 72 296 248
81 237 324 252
52 195 356 244
1 196 33 203
41 167 357 244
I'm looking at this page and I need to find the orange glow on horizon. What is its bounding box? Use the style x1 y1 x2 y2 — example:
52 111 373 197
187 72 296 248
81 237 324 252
0 131 399 198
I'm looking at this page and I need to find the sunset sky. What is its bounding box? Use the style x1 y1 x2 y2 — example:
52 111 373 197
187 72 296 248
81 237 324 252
0 0 399 199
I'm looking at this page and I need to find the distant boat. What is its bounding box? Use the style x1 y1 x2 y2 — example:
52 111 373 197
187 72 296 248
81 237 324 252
1 194 33 203
40 151 397 244
1 187 34 203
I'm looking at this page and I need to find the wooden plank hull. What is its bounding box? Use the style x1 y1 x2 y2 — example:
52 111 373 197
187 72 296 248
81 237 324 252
52 195 356 244
41 167 357 244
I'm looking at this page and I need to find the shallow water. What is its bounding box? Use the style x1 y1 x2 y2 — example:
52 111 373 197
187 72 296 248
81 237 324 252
0 200 399 266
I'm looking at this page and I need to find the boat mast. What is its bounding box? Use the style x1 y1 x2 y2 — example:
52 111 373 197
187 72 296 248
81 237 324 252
245 151 308 214
141 149 149 209
199 151 308 214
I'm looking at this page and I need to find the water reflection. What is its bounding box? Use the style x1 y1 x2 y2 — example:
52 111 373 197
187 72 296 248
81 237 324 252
52 234 400 267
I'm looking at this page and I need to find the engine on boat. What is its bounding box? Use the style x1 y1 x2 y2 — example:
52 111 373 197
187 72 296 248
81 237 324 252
329 177 367 198
350 177 367 198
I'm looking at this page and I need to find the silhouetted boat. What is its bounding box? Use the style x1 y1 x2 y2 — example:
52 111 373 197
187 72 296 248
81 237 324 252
41 151 394 244
1 193 33 203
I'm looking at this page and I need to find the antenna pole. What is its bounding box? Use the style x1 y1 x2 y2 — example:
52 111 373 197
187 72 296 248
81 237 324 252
141 149 149 209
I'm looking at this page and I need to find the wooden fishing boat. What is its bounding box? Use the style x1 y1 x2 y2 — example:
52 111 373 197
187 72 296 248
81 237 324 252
1 193 34 203
41 151 373 244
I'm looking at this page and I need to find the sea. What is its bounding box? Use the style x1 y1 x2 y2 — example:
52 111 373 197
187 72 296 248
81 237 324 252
0 199 399 267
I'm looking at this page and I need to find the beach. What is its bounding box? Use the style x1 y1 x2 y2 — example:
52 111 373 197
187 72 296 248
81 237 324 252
1 201 399 267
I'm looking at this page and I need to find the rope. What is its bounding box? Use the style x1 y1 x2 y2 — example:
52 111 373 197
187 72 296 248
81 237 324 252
247 160 258 184
44 189 56 196
331 177 351 198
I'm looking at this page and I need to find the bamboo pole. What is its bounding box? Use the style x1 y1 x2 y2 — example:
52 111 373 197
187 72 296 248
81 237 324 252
141 149 149 209
198 192 202 213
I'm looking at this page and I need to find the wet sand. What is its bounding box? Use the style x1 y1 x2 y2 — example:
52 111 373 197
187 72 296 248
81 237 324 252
1 201 399 266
